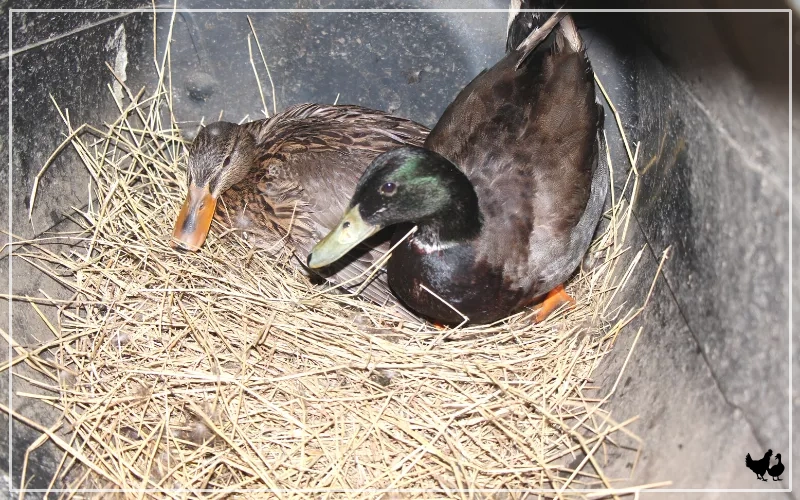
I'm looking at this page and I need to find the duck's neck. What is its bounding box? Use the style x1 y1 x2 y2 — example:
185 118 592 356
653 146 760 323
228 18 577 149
413 166 483 248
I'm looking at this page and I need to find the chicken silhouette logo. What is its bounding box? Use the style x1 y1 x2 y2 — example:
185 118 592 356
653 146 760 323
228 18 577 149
745 449 785 481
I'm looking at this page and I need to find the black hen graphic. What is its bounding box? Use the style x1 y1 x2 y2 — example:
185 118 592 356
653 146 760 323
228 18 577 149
768 453 784 481
746 449 772 481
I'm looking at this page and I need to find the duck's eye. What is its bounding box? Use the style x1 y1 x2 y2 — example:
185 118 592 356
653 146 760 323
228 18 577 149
380 182 397 196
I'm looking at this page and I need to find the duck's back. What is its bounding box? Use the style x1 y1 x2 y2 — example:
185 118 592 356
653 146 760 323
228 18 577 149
218 103 429 314
243 104 428 238
424 16 605 295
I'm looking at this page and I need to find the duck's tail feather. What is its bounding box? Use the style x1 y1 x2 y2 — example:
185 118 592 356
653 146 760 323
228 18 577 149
512 10 566 70
506 0 564 52
746 453 753 467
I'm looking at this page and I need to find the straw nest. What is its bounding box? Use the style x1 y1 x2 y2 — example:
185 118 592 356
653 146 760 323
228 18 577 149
4 13 668 499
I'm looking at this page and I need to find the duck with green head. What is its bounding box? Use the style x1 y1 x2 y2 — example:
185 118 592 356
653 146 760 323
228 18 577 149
307 9 608 325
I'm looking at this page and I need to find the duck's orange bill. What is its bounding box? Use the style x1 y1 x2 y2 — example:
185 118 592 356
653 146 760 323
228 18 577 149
171 183 217 252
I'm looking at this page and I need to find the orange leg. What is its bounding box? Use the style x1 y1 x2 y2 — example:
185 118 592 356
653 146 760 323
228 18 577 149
534 284 576 323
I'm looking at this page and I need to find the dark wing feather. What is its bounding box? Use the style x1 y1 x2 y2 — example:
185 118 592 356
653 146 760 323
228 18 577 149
424 23 601 292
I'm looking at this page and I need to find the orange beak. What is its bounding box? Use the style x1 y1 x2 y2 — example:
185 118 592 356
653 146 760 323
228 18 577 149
171 183 217 251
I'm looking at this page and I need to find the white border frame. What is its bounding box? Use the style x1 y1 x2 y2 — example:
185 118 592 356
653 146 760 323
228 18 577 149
4 6 793 496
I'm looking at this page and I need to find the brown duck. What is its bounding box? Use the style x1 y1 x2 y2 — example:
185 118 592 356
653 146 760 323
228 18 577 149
171 103 429 310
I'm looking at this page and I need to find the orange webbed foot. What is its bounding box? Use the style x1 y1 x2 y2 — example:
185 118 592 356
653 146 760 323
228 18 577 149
534 284 576 323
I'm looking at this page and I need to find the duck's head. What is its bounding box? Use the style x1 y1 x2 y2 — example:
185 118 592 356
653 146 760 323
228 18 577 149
171 122 257 251
307 146 479 269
